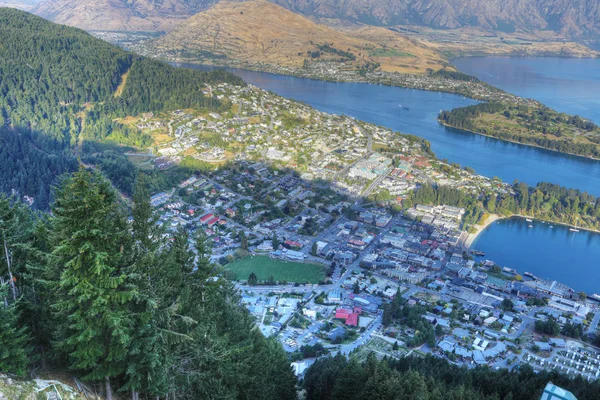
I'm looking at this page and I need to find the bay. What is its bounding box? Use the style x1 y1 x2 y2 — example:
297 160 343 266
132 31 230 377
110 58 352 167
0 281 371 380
472 217 600 293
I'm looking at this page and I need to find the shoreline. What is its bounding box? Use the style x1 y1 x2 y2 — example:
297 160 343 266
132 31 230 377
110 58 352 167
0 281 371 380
464 214 502 248
439 121 600 163
167 59 525 104
464 214 600 248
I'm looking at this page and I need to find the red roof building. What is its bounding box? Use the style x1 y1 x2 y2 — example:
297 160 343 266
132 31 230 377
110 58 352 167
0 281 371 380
200 213 214 223
335 308 352 320
346 313 359 327
335 307 360 327
207 217 219 226
285 240 303 249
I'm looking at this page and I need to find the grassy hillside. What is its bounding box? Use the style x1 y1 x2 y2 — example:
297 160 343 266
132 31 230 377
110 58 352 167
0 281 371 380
152 0 450 74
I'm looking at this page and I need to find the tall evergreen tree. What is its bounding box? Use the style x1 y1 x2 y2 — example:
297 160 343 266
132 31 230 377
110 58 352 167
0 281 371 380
123 176 186 400
49 169 135 400
0 284 32 377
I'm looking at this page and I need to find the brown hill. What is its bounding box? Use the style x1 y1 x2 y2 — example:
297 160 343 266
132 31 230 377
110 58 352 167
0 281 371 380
31 0 600 45
152 0 449 73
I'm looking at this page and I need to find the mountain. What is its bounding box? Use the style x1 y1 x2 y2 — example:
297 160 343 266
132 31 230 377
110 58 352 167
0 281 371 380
0 0 39 11
152 0 449 73
32 0 219 32
32 0 600 45
271 0 600 43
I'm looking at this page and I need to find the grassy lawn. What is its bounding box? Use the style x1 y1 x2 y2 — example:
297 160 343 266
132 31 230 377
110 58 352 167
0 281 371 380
225 256 325 284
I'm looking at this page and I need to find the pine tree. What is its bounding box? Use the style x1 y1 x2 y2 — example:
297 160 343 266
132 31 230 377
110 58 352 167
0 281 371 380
240 231 248 251
0 195 32 303
248 272 258 286
123 176 173 399
49 169 135 399
0 284 32 377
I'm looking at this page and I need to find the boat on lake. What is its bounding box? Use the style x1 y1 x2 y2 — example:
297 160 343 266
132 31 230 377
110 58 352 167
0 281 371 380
525 218 533 222
569 228 580 232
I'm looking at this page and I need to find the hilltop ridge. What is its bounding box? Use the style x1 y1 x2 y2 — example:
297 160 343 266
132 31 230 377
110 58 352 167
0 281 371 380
151 0 450 74
29 0 600 47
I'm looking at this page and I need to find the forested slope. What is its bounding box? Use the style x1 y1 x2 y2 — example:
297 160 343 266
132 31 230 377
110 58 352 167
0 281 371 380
0 128 78 206
0 171 297 399
304 354 600 400
0 8 244 208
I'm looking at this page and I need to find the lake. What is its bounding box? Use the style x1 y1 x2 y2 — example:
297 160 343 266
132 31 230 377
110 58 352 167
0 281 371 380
472 217 600 294
178 63 600 195
453 56 600 125
176 62 600 292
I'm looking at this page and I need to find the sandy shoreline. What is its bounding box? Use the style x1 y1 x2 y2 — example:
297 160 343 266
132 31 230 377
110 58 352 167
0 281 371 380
464 214 503 248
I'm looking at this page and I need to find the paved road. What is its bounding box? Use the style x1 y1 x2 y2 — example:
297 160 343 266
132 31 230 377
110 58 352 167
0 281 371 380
587 310 600 335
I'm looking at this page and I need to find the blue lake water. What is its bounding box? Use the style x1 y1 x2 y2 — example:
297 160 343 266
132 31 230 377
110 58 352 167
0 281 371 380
176 62 600 292
178 63 600 195
453 56 600 125
472 217 600 293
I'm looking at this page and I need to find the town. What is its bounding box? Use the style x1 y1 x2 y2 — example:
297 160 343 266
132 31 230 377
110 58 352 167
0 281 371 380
124 82 600 381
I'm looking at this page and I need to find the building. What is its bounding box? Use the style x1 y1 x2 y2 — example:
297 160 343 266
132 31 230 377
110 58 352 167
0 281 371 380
376 215 393 227
200 213 214 224
284 240 303 249
335 307 361 327
534 341 552 352
328 290 343 303
282 249 306 261
540 382 578 400
150 192 170 207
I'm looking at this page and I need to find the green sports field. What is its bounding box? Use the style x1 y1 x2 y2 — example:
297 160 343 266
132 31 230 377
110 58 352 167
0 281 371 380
225 256 325 284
